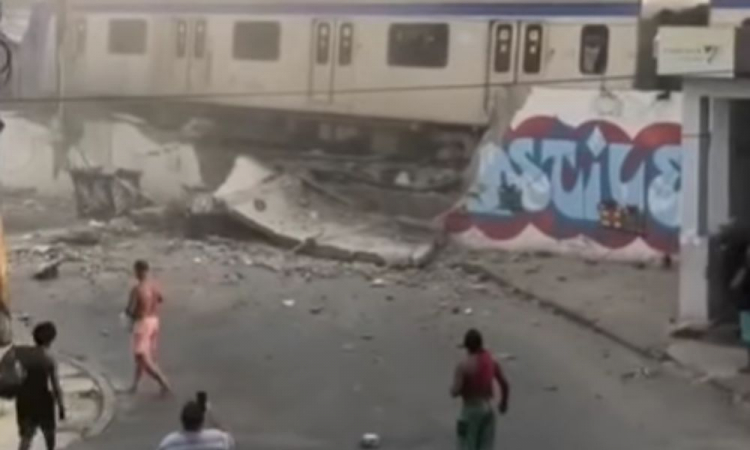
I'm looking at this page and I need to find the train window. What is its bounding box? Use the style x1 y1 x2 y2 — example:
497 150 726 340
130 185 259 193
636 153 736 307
493 24 513 73
316 23 331 65
522 24 543 74
339 23 354 66
388 23 449 68
108 19 147 55
195 20 207 58
580 25 609 75
176 20 187 58
75 19 86 54
233 21 281 61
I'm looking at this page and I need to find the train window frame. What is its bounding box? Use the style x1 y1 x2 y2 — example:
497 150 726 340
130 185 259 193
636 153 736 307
108 19 148 55
522 24 544 74
493 23 513 74
176 19 187 58
75 19 87 54
579 24 609 75
233 21 281 62
387 23 449 69
195 19 207 58
338 23 354 66
316 22 331 65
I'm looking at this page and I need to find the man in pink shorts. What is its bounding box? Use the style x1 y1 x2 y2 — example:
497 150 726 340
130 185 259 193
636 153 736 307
125 260 171 395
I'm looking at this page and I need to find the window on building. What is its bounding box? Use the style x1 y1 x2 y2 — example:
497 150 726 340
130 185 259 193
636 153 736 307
580 24 609 75
233 21 281 61
108 19 147 55
339 23 354 66
522 24 543 74
493 24 513 73
388 23 449 68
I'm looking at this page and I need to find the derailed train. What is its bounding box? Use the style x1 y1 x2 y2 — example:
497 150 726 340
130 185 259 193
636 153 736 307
0 0 746 157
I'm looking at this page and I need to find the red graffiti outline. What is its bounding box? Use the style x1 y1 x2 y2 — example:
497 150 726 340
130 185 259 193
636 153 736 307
445 117 682 254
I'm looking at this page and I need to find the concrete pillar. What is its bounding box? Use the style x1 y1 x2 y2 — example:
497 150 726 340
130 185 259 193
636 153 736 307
677 90 716 326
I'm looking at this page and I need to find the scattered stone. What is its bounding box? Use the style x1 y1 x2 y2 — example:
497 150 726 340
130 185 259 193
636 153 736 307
342 343 355 352
360 334 374 341
452 306 461 315
100 329 110 337
556 275 567 282
543 385 559 392
385 295 395 302
633 261 647 270
583 258 599 266
496 353 517 362
463 308 474 316
370 278 387 288
309 306 325 315
282 299 296 308
53 228 102 246
33 260 63 281
360 433 381 449
524 265 541 275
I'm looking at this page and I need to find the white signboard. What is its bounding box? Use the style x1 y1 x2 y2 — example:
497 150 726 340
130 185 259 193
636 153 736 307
656 26 735 78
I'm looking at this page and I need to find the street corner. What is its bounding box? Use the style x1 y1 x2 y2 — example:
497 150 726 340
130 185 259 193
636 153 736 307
58 356 117 443
0 355 116 450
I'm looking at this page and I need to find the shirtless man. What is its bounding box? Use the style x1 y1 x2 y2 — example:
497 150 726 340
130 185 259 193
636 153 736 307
451 329 510 450
126 260 170 395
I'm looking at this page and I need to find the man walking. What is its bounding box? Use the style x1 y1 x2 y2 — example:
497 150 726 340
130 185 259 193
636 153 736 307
15 322 66 450
126 259 170 394
157 397 235 450
451 328 510 450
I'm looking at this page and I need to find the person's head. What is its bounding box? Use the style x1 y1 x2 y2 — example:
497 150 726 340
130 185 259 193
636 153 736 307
134 259 149 280
33 322 57 348
181 401 205 432
463 328 484 355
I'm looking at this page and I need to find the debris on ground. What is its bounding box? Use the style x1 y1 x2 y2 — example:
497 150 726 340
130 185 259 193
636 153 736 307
370 278 387 288
360 433 381 449
309 306 325 315
51 228 102 247
33 259 63 281
620 367 660 382
282 299 296 308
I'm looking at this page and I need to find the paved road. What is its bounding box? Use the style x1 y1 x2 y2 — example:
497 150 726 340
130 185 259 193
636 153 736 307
10 235 750 450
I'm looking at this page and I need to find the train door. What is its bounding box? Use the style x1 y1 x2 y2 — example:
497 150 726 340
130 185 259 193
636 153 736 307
187 18 210 93
310 19 335 103
161 17 190 94
333 21 355 105
484 21 517 114
516 22 548 84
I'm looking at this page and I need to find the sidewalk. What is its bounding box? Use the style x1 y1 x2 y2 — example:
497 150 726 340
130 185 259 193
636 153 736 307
0 321 115 450
448 247 750 405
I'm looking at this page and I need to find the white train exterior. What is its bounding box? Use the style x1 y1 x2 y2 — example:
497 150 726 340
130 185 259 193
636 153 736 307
0 0 742 153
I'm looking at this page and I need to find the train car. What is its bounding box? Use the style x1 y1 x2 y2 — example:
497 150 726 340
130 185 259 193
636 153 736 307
2 0 644 161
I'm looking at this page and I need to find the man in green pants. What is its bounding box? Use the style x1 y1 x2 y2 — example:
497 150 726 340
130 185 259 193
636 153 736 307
451 329 510 450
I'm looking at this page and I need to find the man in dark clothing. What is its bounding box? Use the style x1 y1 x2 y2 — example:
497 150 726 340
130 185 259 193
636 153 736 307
15 322 66 450
730 248 750 373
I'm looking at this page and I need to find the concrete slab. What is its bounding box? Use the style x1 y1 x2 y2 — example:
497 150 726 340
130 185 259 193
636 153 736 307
214 157 439 267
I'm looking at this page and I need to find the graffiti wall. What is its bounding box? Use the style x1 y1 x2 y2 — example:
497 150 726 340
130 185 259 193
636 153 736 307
447 88 683 259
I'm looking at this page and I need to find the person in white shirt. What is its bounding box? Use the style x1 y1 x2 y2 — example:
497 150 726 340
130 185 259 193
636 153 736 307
157 397 234 450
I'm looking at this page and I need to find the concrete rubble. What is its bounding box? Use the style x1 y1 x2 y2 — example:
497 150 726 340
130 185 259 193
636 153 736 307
209 156 443 268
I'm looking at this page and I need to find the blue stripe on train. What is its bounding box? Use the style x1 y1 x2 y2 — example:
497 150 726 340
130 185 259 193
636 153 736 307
713 0 750 8
72 2 641 17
